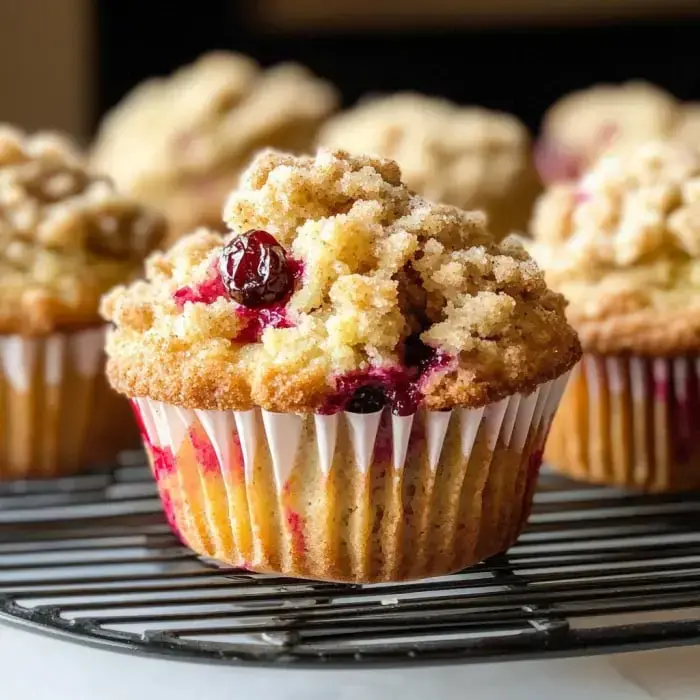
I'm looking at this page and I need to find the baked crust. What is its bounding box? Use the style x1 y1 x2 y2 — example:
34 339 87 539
102 149 580 413
318 93 541 240
91 52 338 245
0 126 166 335
529 140 700 356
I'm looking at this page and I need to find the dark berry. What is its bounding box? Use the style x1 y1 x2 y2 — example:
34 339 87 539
388 384 420 417
402 333 435 370
219 229 291 307
345 386 386 414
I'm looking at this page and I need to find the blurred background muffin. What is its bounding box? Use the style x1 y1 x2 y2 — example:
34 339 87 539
536 81 700 185
529 140 700 491
91 52 339 245
318 93 541 239
0 126 166 479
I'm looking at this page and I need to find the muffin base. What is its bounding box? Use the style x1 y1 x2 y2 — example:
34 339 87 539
547 355 700 492
0 327 139 479
133 373 569 583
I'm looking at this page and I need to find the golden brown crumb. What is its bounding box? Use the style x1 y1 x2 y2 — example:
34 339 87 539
0 126 166 335
91 52 339 243
103 149 580 412
317 93 541 240
529 140 700 354
538 81 700 177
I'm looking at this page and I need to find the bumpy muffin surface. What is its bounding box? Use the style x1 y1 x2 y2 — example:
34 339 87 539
0 126 166 335
536 81 700 184
103 149 579 413
530 140 700 354
91 52 338 241
317 93 541 239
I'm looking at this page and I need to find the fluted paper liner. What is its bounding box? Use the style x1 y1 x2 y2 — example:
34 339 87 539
0 327 138 479
133 373 570 583
547 355 700 492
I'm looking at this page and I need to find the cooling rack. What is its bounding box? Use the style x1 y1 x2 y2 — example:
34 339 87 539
0 453 699 668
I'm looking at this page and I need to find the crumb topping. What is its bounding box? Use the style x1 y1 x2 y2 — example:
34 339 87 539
103 149 579 413
536 81 700 183
0 126 166 335
529 140 700 353
91 52 339 241
317 93 541 239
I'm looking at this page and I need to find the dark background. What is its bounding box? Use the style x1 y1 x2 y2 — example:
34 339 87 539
96 0 700 135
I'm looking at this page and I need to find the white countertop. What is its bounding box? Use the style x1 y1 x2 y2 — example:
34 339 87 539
2 624 700 699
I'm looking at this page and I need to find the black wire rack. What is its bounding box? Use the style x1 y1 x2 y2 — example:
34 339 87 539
1 453 700 668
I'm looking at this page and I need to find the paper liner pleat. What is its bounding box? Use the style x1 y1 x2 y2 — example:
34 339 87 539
136 373 571 583
547 355 700 492
0 328 136 479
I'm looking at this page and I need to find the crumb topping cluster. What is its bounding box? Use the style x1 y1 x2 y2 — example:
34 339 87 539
317 93 541 239
0 126 166 335
537 81 700 184
103 149 579 413
529 140 700 353
91 52 339 241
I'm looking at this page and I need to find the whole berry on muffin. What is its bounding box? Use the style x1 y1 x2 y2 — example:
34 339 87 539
530 140 700 491
0 125 166 478
91 52 338 246
318 93 541 240
102 149 580 582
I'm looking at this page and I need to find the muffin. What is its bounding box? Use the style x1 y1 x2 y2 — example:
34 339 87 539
91 52 338 246
101 149 579 583
317 93 541 240
536 81 682 185
529 140 700 491
0 126 166 479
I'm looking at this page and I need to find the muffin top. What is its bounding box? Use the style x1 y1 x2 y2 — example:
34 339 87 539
537 81 681 184
91 52 339 211
102 149 579 414
317 93 541 239
529 140 700 355
0 126 166 336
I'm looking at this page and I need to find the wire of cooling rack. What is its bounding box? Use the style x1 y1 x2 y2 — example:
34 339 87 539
0 453 699 668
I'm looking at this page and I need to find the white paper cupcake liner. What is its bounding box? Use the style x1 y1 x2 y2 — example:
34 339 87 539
0 327 136 479
133 372 570 583
547 355 700 491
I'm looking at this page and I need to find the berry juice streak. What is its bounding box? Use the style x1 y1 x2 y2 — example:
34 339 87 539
130 401 182 539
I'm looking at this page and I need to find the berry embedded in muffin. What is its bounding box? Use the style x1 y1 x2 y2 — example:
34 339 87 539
102 148 580 415
317 93 541 240
91 52 339 244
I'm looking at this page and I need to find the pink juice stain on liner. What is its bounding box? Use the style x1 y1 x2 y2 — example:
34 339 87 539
189 427 221 474
653 377 669 401
151 444 177 481
159 489 183 541
286 510 306 554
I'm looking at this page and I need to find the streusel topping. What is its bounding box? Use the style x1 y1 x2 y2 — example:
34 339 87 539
91 52 338 241
529 140 700 354
537 82 679 180
0 126 166 335
317 93 541 239
103 149 579 413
